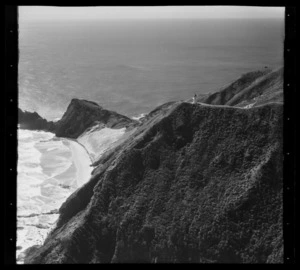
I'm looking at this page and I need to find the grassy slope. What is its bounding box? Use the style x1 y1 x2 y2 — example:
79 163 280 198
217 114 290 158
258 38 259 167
199 68 283 108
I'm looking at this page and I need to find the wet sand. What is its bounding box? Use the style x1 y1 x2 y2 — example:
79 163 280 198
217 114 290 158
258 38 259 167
64 139 93 187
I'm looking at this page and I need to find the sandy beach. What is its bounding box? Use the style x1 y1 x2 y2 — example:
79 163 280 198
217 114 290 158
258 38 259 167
78 126 126 162
65 139 93 188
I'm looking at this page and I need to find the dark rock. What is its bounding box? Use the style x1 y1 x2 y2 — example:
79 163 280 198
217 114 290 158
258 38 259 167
18 108 55 132
23 245 42 264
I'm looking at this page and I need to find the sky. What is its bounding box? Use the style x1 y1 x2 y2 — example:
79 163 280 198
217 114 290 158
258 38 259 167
19 6 285 21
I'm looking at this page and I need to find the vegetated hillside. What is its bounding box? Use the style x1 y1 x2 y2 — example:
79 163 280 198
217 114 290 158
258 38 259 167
54 99 137 138
199 67 283 108
24 100 283 264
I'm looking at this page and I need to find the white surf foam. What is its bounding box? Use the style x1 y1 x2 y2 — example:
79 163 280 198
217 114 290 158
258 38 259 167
17 129 78 263
17 127 106 263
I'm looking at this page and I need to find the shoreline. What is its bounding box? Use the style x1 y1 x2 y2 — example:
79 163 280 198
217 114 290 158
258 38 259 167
63 138 94 187
62 137 95 164
17 132 94 264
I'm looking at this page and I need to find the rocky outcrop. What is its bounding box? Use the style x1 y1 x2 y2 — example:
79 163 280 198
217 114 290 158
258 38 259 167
54 99 137 138
18 108 55 132
24 100 283 264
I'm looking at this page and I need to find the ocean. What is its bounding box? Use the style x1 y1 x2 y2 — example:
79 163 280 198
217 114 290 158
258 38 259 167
16 129 93 263
18 18 284 121
17 18 284 262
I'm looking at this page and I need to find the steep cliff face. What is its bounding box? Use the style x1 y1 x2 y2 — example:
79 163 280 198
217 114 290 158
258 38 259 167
24 101 283 263
54 99 137 138
18 108 55 132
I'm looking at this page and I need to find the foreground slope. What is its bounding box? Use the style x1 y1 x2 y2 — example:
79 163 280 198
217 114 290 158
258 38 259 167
25 100 283 263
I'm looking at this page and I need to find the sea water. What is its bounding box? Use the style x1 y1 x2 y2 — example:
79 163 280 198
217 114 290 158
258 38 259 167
17 129 83 263
18 18 284 121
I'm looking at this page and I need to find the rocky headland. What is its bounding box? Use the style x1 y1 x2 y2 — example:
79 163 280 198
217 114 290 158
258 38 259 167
19 68 283 263
18 98 138 139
